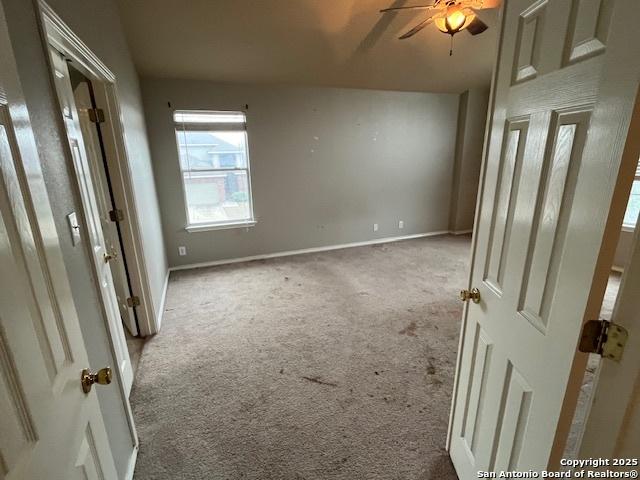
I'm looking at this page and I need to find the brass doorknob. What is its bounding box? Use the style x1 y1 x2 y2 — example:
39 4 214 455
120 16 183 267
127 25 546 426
81 367 112 394
460 288 481 304
103 251 117 263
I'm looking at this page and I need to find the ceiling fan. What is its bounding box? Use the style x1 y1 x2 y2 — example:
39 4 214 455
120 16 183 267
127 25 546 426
380 0 492 55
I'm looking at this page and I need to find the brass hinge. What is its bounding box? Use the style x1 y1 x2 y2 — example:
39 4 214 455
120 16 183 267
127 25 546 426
87 108 105 124
126 296 140 308
108 209 124 222
579 319 628 362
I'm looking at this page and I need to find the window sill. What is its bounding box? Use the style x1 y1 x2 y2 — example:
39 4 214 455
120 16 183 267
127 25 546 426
185 220 256 233
622 224 636 233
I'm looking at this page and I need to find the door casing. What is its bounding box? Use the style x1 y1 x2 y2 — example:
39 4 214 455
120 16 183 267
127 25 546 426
39 0 160 337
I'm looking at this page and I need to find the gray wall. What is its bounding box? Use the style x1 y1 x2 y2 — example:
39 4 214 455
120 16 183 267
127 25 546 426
449 88 490 233
142 78 460 267
1 0 165 477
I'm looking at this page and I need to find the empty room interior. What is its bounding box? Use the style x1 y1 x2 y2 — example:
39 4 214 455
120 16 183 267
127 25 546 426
1 1 639 479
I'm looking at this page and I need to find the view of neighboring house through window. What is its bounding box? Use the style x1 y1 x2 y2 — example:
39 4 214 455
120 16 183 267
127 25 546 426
623 160 640 229
174 110 254 229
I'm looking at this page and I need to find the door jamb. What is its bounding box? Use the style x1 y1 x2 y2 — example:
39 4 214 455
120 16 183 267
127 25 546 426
37 1 158 337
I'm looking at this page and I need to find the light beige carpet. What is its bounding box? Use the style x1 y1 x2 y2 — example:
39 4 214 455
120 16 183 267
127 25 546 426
131 235 471 479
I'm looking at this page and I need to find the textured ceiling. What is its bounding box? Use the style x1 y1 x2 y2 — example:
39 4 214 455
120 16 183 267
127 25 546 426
117 0 500 93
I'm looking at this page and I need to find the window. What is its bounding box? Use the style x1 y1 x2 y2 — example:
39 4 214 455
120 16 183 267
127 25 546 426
623 161 640 229
174 110 255 230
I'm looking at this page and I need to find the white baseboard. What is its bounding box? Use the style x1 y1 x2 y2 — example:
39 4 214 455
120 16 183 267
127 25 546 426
124 445 138 480
451 229 473 235
153 270 170 332
169 230 451 272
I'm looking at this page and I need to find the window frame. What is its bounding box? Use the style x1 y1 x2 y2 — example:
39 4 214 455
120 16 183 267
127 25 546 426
173 110 256 232
622 163 640 231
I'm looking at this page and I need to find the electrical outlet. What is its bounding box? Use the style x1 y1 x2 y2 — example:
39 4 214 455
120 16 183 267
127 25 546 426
178 246 187 256
399 220 404 229
373 223 379 232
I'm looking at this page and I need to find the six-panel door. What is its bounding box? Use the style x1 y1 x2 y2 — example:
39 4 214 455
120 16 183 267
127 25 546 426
449 0 639 477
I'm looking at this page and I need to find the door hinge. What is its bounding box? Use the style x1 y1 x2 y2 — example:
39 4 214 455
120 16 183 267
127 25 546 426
126 296 141 308
108 209 124 222
87 108 105 124
579 319 628 362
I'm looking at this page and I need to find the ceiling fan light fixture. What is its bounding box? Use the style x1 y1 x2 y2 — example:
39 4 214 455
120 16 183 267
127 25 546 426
434 9 475 35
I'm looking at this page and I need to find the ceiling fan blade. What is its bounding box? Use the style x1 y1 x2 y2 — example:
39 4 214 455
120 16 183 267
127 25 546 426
466 16 489 35
398 16 434 39
380 5 435 13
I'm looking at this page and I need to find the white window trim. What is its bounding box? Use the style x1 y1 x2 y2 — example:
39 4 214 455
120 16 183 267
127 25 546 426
174 110 256 231
185 220 257 233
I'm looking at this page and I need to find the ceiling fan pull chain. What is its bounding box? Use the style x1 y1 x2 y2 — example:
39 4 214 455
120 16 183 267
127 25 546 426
450 34 454 56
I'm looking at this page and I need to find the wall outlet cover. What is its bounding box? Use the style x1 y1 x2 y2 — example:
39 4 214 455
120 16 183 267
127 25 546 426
373 223 379 232
178 246 187 256
399 221 404 229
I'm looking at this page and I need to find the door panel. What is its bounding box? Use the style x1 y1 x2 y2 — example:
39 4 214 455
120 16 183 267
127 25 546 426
49 48 134 396
449 0 640 477
0 123 73 383
0 105 117 480
484 118 528 294
563 0 614 65
518 109 590 332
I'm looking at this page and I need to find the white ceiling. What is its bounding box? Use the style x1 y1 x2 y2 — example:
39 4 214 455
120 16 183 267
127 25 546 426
116 0 500 93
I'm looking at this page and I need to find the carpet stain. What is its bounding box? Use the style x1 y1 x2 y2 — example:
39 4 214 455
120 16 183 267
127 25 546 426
301 376 338 387
399 321 418 337
427 357 437 375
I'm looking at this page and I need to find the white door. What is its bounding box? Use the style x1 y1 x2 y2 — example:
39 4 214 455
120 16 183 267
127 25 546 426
448 0 640 477
49 48 134 396
72 73 139 337
579 224 640 462
0 104 118 479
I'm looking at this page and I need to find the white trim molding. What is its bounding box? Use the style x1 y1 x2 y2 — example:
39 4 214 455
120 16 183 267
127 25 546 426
155 270 170 331
170 230 451 272
124 446 139 480
186 220 256 233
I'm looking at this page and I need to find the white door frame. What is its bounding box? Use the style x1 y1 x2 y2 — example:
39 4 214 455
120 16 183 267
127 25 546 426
37 0 159 337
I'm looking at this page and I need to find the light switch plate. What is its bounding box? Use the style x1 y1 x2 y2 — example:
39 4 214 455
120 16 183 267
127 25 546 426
67 212 81 246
